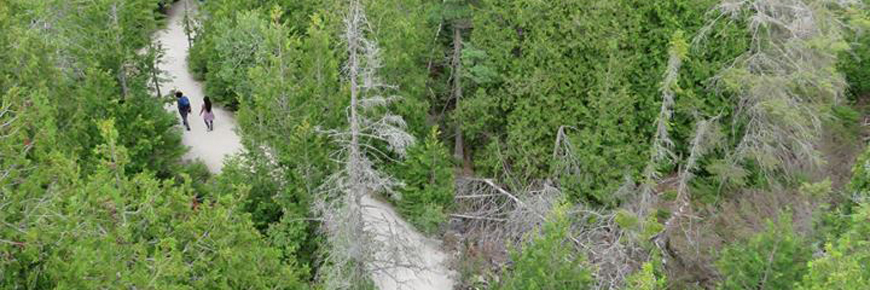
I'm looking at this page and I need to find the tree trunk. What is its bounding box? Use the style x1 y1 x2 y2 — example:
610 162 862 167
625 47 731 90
151 68 161 98
346 0 367 281
150 44 162 98
452 26 464 163
183 0 193 49
110 4 129 100
118 68 130 100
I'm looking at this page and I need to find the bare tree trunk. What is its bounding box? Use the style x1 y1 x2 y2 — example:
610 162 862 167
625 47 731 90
451 26 464 163
150 44 163 98
151 70 162 98
318 1 420 287
346 0 367 280
183 0 193 49
118 69 129 99
110 3 129 100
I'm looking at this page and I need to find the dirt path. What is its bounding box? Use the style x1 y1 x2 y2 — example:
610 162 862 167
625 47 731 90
156 2 455 289
362 194 456 290
158 1 242 174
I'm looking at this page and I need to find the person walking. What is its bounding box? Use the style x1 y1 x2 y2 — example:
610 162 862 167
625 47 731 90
200 96 215 132
176 91 192 131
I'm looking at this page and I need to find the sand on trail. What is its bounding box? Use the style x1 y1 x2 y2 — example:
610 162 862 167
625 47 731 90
361 193 456 290
157 1 242 174
156 2 456 289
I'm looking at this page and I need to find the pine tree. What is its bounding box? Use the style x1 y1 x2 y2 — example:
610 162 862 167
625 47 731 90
498 202 594 290
395 127 455 234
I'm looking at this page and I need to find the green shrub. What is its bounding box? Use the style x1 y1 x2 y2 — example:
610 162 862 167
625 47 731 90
177 160 211 198
798 203 870 289
716 214 812 290
839 31 870 98
625 262 667 290
1 121 306 289
394 127 455 235
497 203 594 290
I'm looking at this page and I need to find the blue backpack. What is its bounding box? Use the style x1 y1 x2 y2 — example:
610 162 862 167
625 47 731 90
178 96 190 108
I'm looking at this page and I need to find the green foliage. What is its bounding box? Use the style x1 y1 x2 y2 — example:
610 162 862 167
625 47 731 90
819 143 870 239
205 11 269 108
2 0 186 178
716 214 812 290
839 7 870 99
799 179 833 199
394 127 455 234
625 262 668 290
801 95 870 289
497 203 595 290
1 121 306 289
465 0 748 204
189 0 343 108
226 11 340 277
213 155 283 231
798 203 870 289
847 144 870 197
211 153 321 280
0 1 313 288
362 0 438 135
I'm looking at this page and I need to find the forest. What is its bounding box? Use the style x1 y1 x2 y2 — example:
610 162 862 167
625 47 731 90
2 0 870 289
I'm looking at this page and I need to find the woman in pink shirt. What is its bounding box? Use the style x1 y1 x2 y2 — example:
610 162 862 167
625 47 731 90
200 96 215 131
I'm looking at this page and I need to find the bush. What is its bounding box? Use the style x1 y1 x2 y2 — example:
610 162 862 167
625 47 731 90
625 262 667 290
0 122 306 289
798 203 870 289
394 127 455 235
840 31 870 98
716 214 812 290
497 203 594 290
211 156 282 232
799 144 870 289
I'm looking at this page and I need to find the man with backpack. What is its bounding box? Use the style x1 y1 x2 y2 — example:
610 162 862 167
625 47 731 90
176 91 192 131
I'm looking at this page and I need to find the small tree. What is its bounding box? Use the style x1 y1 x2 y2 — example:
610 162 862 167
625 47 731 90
395 127 455 234
142 41 168 98
497 202 594 290
716 214 812 290
797 203 870 289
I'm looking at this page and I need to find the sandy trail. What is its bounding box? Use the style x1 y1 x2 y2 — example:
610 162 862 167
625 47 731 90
157 1 242 174
155 1 455 289
362 194 456 290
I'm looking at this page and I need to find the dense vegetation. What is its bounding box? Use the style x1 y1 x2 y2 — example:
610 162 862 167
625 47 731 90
0 0 305 288
4 0 870 289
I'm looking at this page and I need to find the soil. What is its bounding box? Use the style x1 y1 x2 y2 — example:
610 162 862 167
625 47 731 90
156 1 242 174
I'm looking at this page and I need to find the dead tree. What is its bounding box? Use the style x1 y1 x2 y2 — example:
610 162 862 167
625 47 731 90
315 0 419 289
701 0 859 176
452 177 648 290
637 32 686 218
650 117 721 271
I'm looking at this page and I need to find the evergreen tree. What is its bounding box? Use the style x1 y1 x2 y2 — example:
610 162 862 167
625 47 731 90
716 214 812 290
395 127 455 234
498 203 594 290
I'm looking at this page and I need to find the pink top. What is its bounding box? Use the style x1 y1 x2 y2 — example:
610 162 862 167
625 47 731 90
200 104 215 121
